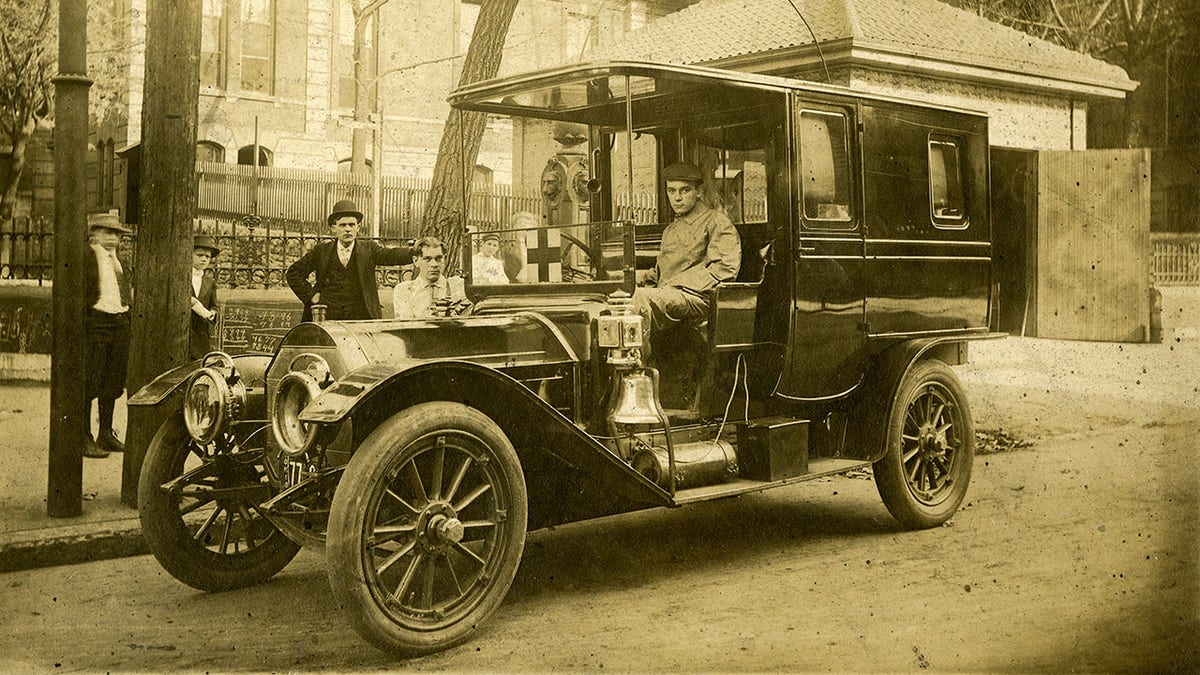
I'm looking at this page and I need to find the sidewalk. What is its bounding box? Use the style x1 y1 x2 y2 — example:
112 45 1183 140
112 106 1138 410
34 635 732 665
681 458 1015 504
0 384 144 572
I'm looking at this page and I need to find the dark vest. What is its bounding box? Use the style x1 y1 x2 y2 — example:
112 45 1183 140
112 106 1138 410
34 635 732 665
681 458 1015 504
321 249 366 319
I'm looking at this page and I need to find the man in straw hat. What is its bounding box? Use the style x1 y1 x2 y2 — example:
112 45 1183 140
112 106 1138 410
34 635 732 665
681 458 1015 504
83 209 134 459
286 199 415 321
189 234 220 359
633 161 740 359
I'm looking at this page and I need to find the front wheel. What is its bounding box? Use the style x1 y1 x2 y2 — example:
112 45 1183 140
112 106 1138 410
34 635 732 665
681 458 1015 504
873 359 974 529
138 417 301 592
326 402 528 657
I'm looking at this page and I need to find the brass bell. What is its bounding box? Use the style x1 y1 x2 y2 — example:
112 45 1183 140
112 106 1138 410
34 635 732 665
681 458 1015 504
610 368 666 426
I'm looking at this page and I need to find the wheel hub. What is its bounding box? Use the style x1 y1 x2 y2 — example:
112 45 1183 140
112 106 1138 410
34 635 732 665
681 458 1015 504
917 423 947 458
416 504 463 552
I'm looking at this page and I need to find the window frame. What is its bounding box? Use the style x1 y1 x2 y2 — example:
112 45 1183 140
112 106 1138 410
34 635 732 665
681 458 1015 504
927 133 969 230
240 0 276 96
797 107 855 231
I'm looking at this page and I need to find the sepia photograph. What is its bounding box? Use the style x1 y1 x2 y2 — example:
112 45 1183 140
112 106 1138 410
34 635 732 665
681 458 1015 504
1 0 1197 671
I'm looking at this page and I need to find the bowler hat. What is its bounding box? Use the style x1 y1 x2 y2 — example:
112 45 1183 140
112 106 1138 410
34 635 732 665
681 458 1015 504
661 162 705 183
193 235 220 256
327 199 364 225
87 209 133 234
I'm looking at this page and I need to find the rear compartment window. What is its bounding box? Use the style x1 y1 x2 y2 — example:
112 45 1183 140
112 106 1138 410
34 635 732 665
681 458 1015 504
799 109 852 228
929 136 967 228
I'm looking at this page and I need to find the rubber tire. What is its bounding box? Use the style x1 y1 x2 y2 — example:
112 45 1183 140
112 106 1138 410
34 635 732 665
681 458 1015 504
873 359 975 529
326 402 528 657
138 416 301 592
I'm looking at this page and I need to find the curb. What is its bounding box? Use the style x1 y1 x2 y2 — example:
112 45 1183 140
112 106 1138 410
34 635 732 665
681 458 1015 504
0 520 146 573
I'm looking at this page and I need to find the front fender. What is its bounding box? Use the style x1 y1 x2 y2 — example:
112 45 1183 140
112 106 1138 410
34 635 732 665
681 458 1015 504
302 360 672 509
128 353 273 408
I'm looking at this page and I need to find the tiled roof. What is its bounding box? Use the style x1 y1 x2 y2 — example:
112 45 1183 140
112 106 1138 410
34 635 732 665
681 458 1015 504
589 0 1133 93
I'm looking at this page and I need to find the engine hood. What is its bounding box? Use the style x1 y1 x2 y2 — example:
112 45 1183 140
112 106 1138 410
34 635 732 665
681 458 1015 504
278 311 580 373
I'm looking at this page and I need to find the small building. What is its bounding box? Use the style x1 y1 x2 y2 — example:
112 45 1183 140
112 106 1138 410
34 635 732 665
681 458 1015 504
587 0 1136 150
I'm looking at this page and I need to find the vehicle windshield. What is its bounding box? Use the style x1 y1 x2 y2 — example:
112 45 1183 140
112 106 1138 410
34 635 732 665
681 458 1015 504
453 64 785 295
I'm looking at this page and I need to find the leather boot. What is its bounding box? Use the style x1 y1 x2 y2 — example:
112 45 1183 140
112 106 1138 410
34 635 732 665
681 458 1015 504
97 429 125 454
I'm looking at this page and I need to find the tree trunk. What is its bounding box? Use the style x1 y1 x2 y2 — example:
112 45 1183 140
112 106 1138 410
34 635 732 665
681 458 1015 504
420 0 518 272
123 0 202 506
0 115 36 221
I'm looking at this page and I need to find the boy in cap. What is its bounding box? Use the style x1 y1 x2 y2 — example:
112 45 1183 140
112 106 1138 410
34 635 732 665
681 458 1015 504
634 161 741 359
471 231 509 285
286 200 415 321
83 210 133 458
189 235 220 359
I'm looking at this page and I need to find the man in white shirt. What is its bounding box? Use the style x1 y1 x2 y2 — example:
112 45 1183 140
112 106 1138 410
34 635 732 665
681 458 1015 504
393 236 468 319
189 235 220 359
83 210 133 459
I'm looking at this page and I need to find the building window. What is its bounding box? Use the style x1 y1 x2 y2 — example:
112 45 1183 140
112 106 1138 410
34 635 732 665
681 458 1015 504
241 0 274 95
335 1 377 110
929 135 966 227
197 141 226 164
237 145 272 167
798 109 852 226
200 0 226 89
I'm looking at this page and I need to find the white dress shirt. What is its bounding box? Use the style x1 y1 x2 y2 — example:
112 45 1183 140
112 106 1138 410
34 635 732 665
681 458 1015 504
91 244 128 314
190 269 213 319
337 242 355 267
393 275 466 319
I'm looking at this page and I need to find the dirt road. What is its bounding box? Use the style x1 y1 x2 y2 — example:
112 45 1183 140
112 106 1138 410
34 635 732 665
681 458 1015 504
2 337 1197 672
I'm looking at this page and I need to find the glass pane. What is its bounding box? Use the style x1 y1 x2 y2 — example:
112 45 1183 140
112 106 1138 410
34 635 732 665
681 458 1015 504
242 57 271 93
799 110 851 223
929 139 964 221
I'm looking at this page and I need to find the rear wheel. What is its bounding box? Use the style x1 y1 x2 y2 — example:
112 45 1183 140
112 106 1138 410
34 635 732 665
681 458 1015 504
873 359 974 529
326 402 527 657
138 417 300 591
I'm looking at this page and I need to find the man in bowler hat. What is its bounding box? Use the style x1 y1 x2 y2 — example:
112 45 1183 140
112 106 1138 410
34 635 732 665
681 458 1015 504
83 210 133 458
286 200 414 321
190 235 220 359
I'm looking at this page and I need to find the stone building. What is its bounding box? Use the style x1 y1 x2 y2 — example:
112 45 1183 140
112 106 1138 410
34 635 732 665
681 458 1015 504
84 0 692 221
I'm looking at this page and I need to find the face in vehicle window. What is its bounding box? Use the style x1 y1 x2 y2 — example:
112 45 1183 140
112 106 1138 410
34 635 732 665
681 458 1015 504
929 137 967 228
799 110 852 227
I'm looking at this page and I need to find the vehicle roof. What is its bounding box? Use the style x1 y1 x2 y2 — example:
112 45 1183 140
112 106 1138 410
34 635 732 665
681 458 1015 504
448 60 989 119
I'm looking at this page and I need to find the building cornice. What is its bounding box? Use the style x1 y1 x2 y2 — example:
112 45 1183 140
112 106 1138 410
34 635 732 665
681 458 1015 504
706 41 1135 100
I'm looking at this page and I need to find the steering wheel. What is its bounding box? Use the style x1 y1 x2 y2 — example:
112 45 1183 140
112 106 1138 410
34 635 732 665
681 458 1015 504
560 231 600 282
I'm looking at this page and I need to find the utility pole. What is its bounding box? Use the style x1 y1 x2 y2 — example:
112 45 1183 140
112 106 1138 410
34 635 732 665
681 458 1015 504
122 0 202 506
47 0 91 517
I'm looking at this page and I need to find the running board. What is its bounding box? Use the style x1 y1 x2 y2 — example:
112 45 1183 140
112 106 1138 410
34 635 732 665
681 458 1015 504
671 458 871 505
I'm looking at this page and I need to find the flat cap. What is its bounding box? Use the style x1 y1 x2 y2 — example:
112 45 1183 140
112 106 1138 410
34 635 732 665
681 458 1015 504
661 162 704 183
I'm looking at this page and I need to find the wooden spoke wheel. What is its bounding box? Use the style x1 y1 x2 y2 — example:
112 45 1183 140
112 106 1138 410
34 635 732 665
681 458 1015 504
326 402 527 657
138 418 300 592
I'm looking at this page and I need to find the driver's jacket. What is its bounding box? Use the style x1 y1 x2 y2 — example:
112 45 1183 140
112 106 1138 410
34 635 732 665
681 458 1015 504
644 201 741 295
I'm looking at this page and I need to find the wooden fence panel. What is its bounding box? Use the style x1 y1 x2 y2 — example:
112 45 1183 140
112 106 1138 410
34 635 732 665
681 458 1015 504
1035 149 1151 342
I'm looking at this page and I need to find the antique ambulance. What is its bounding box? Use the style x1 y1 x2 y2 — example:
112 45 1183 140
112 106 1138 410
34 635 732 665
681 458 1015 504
130 61 996 656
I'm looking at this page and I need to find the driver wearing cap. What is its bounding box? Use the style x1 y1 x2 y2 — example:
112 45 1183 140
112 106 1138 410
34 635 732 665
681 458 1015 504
634 162 741 358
